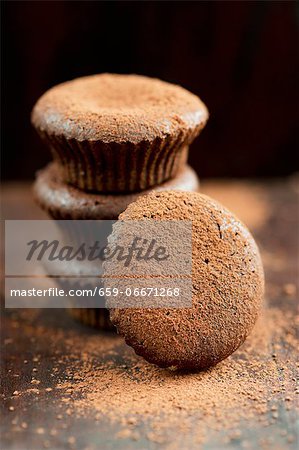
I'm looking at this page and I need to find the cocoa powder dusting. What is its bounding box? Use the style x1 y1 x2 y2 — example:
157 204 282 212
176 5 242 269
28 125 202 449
106 191 264 370
48 307 297 447
2 179 298 449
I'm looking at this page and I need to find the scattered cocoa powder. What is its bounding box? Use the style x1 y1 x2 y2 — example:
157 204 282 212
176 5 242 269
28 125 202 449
2 300 298 448
2 180 298 448
50 307 297 447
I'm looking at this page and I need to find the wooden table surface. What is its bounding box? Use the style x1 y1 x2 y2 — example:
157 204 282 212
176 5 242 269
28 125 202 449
1 178 298 450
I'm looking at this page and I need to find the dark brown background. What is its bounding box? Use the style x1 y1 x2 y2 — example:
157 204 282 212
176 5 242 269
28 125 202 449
2 1 298 181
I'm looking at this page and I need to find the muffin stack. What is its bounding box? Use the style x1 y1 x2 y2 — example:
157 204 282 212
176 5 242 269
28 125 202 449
32 73 209 330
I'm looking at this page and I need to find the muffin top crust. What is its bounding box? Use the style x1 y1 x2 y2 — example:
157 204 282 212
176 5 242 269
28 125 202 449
31 74 208 144
33 162 200 220
106 191 264 369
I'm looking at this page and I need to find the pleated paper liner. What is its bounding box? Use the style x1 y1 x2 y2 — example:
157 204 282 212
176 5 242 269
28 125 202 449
42 257 114 331
37 129 202 192
68 307 114 331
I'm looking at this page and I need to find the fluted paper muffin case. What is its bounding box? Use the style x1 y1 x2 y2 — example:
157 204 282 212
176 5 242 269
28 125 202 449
68 307 114 331
62 279 114 332
42 258 115 331
37 131 193 192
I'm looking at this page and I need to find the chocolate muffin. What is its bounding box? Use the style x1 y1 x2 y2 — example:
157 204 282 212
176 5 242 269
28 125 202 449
31 74 208 192
33 161 200 220
105 191 264 370
36 164 200 331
